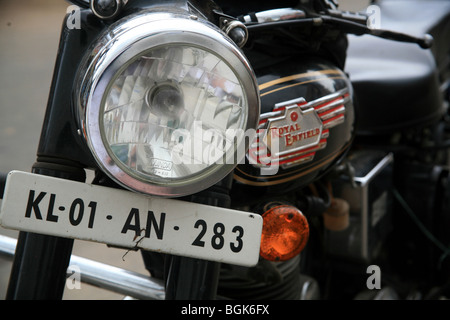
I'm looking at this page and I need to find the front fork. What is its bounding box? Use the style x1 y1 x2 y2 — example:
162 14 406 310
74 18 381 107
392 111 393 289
6 161 85 299
165 256 220 299
165 177 233 299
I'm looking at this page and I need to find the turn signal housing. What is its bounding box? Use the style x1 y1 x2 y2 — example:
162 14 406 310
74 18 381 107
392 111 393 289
260 205 309 261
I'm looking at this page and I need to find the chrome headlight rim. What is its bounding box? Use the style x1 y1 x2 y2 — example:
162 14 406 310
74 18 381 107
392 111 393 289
77 10 260 197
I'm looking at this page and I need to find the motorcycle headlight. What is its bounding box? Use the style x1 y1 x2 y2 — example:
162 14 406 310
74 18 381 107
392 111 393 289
76 9 259 197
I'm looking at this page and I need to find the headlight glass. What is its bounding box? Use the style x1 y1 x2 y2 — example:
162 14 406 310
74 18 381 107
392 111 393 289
103 44 247 181
77 10 259 197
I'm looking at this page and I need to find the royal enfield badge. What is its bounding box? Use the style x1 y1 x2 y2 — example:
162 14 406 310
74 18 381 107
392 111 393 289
262 103 324 167
249 88 349 169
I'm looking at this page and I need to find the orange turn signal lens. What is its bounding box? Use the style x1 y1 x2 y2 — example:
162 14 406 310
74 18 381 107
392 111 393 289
260 205 309 261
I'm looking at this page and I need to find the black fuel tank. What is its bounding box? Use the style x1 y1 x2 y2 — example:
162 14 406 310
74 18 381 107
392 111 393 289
234 58 355 188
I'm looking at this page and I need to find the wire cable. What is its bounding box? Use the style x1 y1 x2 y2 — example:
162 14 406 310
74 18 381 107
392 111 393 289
393 188 450 268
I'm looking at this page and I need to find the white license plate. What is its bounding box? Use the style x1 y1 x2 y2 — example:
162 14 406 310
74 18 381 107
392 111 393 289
0 171 262 267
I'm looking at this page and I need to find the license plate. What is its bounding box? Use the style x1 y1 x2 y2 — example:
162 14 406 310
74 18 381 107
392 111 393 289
0 171 262 267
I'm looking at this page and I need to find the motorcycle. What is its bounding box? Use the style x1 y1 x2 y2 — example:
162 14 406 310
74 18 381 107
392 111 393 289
0 0 449 301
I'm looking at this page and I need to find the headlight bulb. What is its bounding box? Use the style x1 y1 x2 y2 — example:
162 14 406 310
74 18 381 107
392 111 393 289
146 82 184 118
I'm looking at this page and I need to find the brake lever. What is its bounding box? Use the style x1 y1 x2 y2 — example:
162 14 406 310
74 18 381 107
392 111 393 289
321 15 434 49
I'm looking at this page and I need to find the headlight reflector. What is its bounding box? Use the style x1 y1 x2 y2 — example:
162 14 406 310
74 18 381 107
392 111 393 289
77 10 259 197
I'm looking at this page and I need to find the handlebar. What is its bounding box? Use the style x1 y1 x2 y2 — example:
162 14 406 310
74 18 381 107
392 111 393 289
321 15 433 49
65 1 432 49
243 8 433 49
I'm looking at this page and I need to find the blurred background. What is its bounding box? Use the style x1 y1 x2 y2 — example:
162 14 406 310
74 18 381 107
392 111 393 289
0 0 369 299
